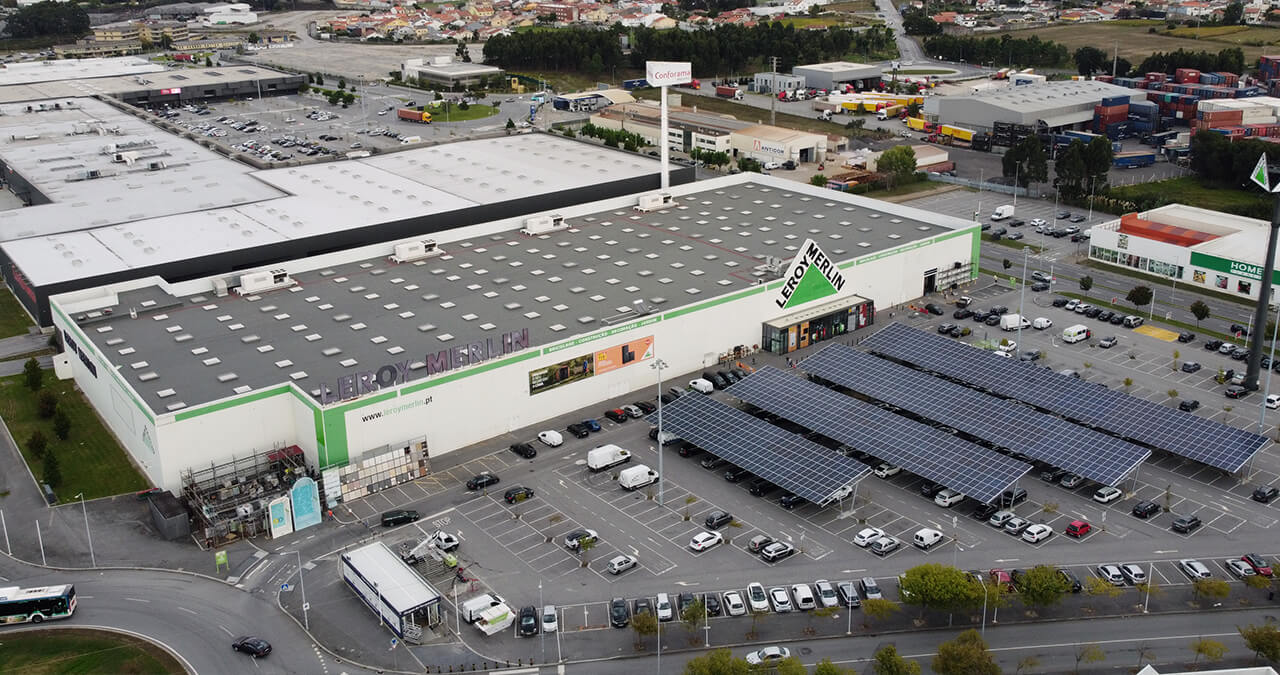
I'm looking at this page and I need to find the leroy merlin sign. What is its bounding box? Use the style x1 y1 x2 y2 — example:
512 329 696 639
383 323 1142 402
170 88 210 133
775 239 847 309
1190 251 1280 284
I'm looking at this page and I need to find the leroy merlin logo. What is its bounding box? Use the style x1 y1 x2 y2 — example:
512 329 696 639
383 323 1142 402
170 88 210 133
775 239 846 310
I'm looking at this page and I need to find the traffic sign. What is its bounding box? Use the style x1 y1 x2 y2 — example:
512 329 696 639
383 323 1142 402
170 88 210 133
1252 154 1271 192
303 602 310 611
390 638 399 650
281 583 292 592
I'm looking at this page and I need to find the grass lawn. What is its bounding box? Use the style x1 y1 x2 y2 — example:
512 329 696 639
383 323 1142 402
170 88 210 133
0 287 33 339
865 180 951 198
0 372 148 500
1108 176 1269 217
777 16 846 28
427 101 498 122
825 0 876 11
513 70 616 94
1013 23 1276 64
0 628 183 675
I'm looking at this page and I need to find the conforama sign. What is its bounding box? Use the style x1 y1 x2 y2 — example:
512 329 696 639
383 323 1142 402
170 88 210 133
645 61 692 87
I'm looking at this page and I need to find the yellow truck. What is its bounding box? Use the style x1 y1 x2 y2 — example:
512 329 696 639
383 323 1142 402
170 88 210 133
906 117 937 133
940 124 974 142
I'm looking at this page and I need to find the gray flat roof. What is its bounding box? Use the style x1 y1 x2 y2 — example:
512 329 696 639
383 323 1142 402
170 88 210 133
0 56 164 87
4 132 667 287
71 175 972 414
0 64 295 105
342 542 441 614
946 81 1141 115
0 97 284 244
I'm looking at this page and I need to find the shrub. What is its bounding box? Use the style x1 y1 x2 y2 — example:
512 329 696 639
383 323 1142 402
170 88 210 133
37 390 58 419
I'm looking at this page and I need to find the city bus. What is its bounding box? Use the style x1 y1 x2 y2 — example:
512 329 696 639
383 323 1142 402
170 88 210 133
0 585 77 624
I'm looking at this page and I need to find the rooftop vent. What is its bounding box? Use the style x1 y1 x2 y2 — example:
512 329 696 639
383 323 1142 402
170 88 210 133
235 269 294 295
389 239 444 263
635 193 675 212
520 214 568 236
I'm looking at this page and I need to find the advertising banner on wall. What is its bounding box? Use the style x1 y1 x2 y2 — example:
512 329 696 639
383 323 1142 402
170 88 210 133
268 496 294 539
289 477 322 531
529 336 654 394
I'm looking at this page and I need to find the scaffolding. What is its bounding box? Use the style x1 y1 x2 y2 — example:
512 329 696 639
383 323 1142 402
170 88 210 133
181 444 310 547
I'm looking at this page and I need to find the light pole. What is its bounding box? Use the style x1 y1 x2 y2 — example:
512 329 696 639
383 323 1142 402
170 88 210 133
286 550 309 630
703 594 710 647
1017 247 1029 346
979 579 989 636
651 351 668 506
1257 313 1280 434
74 493 95 568
539 580 545 663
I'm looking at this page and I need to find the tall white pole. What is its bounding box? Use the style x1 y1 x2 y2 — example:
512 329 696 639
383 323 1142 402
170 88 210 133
653 352 667 506
290 550 309 630
1257 311 1280 434
539 580 545 663
76 493 95 568
1018 248 1028 346
660 85 670 191
0 510 8 555
36 520 45 566
703 594 710 647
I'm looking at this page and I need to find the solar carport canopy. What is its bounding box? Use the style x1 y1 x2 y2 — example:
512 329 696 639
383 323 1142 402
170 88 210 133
800 343 1151 487
862 323 1267 473
725 366 1034 505
660 393 871 505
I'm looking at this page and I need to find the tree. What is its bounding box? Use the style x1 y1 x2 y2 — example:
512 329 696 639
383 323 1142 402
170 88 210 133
775 657 807 675
37 390 58 419
1189 299 1210 326
878 145 917 188
1244 574 1273 592
1239 621 1280 663
1191 637 1227 666
42 448 61 486
1074 644 1105 674
314 72 325 86
683 648 750 675
901 8 941 35
1083 136 1114 194
1079 275 1094 291
1003 258 1013 270
1015 656 1040 675
1223 1 1244 24
815 658 858 675
1018 564 1071 610
1192 578 1230 604
1074 46 1108 76
898 563 984 618
681 597 705 641
933 629 999 675
204 56 213 67
297 83 309 95
1054 141 1088 198
343 92 356 106
1085 576 1124 601
1003 135 1048 188
738 157 762 173
53 411 71 441
1127 285 1153 309
26 430 47 459
506 118 516 130
873 645 921 675
5 1 89 38
862 597 899 629
747 607 768 639
577 536 595 567
631 611 657 650
23 357 42 391
337 77 347 90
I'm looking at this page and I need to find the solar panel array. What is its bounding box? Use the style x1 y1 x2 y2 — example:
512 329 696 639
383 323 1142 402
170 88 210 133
799 343 1151 486
725 366 1033 504
659 393 871 505
861 323 1268 473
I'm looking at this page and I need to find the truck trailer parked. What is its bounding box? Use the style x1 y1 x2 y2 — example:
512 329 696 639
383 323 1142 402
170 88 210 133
1113 151 1156 168
715 85 744 100
397 108 432 123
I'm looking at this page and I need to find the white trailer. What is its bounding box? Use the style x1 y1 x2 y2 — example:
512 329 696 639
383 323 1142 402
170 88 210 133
340 542 443 641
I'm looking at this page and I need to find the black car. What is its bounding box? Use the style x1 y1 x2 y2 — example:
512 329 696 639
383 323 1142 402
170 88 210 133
991 227 1007 237
1084 307 1103 318
990 305 1009 315
1052 297 1069 307
1132 500 1161 518
1231 347 1249 361
1009 219 1025 228
1019 350 1041 362
634 597 653 616
381 509 419 527
1204 339 1224 351
705 510 733 529
232 636 272 658
972 502 1000 520
604 408 629 422
1057 211 1071 219
634 400 657 415
985 314 1002 326
1031 282 1050 292
1179 399 1201 412
1178 332 1196 343
510 442 538 458
748 477 777 497
678 442 703 458
1181 362 1201 373
700 455 727 470
1041 467 1068 483
1097 310 1115 323
1252 486 1279 503
709 372 730 389
717 370 738 386
954 308 974 320
925 303 945 316
1000 488 1028 506
724 466 752 483
971 310 990 322
467 473 500 490
677 592 696 615
1226 385 1250 399
566 423 590 439
610 598 630 628
920 482 943 498
1057 568 1082 593
1109 314 1126 325
779 494 807 509
504 486 535 504
1171 515 1202 533
519 605 540 636
703 592 722 616
1231 323 1250 337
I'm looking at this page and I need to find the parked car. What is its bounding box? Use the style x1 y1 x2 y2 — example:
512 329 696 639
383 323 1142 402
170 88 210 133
510 442 538 458
1178 332 1196 343
1060 474 1084 489
925 303 945 316
1252 486 1279 503
380 509 420 527
870 536 901 556
689 531 724 552
564 529 599 550
723 591 747 616
1204 339 1224 351
874 463 901 478
1226 385 1250 399
1003 517 1031 535
1181 361 1202 373
607 554 637 575
1171 515 1202 533
746 583 769 612
520 605 540 636
609 598 630 628
542 605 558 632
504 486 535 504
853 527 886 547
1226 559 1257 578
1132 501 1161 518
466 473 500 490
1098 336 1118 349
1179 559 1212 579
604 408 629 422
1021 523 1052 543
746 646 792 666
761 542 798 562
768 587 793 612
704 511 733 529
1097 564 1126 585
1065 520 1092 538
1120 563 1147 584
1243 553 1274 576
1179 399 1201 412
565 423 590 439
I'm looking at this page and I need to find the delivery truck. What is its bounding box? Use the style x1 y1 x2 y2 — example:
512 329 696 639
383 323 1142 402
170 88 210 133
618 464 659 490
1000 314 1030 331
475 604 514 636
990 204 1014 221
876 104 904 120
397 108 432 123
587 444 632 472
715 85 743 100
1113 151 1156 168
905 117 936 133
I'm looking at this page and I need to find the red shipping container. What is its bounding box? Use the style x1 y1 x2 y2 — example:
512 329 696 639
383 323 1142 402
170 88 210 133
1145 72 1167 82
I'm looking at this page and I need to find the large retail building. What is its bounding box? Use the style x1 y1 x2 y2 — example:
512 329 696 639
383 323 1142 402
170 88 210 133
50 173 978 503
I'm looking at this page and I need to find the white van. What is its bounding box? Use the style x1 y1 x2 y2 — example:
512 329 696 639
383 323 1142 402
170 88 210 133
618 464 659 490
537 430 563 447
400 135 422 144
913 528 943 550
1062 324 1092 344
689 378 714 394
790 583 816 610
656 593 674 621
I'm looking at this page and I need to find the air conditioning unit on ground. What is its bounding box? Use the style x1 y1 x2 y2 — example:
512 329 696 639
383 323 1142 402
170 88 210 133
212 278 228 297
520 214 567 236
390 239 444 263
235 269 295 295
634 193 674 212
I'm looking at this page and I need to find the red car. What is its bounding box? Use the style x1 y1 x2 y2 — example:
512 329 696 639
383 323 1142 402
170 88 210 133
1243 553 1274 577
1065 520 1091 538
988 569 1015 591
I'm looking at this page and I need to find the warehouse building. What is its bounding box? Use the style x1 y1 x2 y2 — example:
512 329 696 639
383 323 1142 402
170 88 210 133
552 89 634 112
923 80 1146 132
1089 204 1280 305
752 72 806 95
0 97 688 325
400 57 502 88
48 173 977 500
792 61 884 92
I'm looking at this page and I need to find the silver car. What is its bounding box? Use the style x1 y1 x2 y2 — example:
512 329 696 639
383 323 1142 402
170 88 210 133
1098 564 1125 585
1179 559 1212 579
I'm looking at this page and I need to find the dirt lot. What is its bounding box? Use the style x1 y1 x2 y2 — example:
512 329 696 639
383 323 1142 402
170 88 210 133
1010 21 1278 64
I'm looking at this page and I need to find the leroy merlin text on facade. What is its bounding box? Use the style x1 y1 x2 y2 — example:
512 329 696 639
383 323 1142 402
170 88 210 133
776 242 846 309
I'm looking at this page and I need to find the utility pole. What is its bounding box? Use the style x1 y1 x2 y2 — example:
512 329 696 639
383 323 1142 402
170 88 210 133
769 56 779 127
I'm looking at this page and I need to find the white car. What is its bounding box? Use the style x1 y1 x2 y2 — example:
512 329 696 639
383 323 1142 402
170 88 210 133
768 587 793 612
790 583 816 610
1268 394 1280 410
1226 559 1257 578
997 341 1017 353
934 489 965 507
1064 299 1080 311
1032 317 1053 330
1093 486 1123 504
763 161 782 170
853 527 885 547
689 531 724 552
542 605 558 633
1021 523 1052 543
1120 563 1146 584
1029 218 1047 227
537 430 563 447
746 646 791 666
656 592 674 621
1098 564 1125 585
814 580 839 608
1179 559 1212 579
870 536 901 556
746 583 770 612
607 554 637 575
988 510 1015 527
723 591 747 616
993 350 1012 358
874 463 901 478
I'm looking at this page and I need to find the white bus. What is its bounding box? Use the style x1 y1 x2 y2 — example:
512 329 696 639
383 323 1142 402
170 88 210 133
0 584 77 624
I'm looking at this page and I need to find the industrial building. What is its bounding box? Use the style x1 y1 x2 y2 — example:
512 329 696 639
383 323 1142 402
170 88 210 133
552 89 634 112
923 80 1147 132
0 58 304 106
792 61 884 92
400 57 503 88
752 72 806 95
48 173 977 503
1089 204 1280 304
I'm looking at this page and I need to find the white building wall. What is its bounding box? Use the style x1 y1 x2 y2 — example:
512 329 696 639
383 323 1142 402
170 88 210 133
156 392 299 488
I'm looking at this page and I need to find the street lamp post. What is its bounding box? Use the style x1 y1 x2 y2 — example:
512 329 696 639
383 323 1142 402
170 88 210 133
980 580 989 636
1017 247 1029 346
651 352 668 506
286 550 309 630
75 493 95 568
539 580 545 663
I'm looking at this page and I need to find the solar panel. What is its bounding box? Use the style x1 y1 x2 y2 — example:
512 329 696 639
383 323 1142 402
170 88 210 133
799 343 1151 487
725 366 1033 504
659 393 871 505
861 323 1268 474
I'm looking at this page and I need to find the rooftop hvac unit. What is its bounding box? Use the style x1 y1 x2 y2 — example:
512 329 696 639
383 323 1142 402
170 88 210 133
212 278 228 297
112 151 138 165
389 238 444 263
634 193 675 212
520 214 567 236
147 161 167 171
235 269 295 295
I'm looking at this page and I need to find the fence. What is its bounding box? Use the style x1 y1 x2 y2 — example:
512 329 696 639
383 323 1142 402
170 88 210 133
927 173 1028 197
